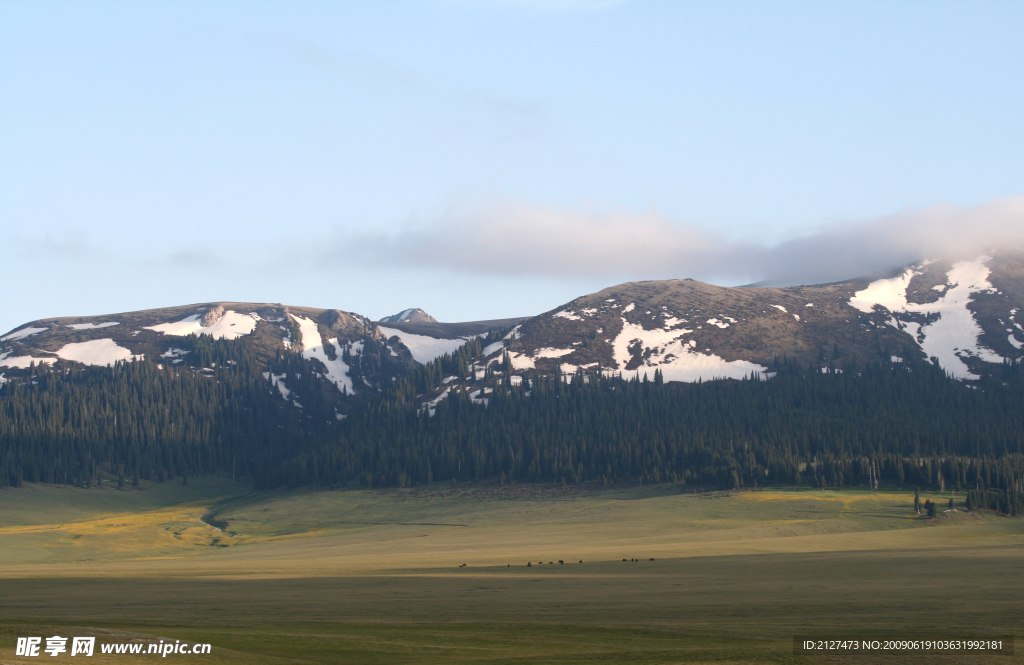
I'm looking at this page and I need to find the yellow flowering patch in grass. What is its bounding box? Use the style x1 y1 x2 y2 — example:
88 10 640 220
0 500 242 567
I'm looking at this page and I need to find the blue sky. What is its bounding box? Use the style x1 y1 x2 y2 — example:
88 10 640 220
2 0 1023 333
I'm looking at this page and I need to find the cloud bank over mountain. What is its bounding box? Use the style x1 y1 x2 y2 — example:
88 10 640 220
351 196 1024 286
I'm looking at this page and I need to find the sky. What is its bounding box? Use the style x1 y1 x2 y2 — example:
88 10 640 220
2 0 1023 333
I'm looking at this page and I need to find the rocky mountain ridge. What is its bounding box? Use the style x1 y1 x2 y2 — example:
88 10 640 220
465 252 1024 386
2 253 1021 415
0 303 410 409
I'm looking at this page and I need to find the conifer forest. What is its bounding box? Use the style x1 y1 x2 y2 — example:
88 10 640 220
2 334 1022 515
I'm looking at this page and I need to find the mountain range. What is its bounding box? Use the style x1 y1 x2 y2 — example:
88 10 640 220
2 251 1023 494
2 252 1022 410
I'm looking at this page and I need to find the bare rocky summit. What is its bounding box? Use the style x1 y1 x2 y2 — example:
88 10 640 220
379 308 438 324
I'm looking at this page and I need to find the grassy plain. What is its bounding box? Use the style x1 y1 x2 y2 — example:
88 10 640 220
0 481 1021 664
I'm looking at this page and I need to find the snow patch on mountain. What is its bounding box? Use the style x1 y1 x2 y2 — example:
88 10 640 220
425 388 450 416
0 353 57 369
560 361 599 374
56 339 140 366
263 372 291 400
291 315 354 395
494 344 577 370
849 255 1003 379
533 347 576 359
553 310 582 321
1008 310 1023 350
506 351 536 370
612 319 766 382
66 322 119 330
849 271 916 313
1 327 48 342
480 325 523 358
483 340 506 356
146 310 259 340
377 326 468 364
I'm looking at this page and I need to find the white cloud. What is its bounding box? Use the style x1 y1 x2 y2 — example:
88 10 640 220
349 196 1024 286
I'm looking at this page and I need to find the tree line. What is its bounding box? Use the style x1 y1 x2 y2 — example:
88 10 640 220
0 335 321 487
1 332 1022 516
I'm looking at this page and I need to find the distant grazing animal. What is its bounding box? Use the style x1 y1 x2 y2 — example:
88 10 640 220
558 560 564 564
527 562 532 567
458 564 466 568
649 558 655 561
579 560 583 563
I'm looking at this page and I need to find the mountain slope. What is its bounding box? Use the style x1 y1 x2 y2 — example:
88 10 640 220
472 253 1023 383
0 302 418 412
2 259 1024 494
0 301 530 416
2 253 1020 401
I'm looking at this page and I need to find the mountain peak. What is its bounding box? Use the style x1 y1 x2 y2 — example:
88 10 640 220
379 308 437 324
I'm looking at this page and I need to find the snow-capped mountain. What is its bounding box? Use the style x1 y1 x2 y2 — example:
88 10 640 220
0 303 405 406
0 300 523 411
2 253 1020 412
378 308 438 324
471 252 1024 384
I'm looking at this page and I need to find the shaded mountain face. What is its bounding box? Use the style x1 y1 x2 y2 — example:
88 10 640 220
472 253 1023 383
379 308 437 323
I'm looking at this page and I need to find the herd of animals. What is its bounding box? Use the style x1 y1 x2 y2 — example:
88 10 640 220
458 559 657 568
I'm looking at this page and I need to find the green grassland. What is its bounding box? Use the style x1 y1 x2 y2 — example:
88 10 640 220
1 481 1021 663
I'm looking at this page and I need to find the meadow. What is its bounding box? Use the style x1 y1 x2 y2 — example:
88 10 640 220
1 480 1021 664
